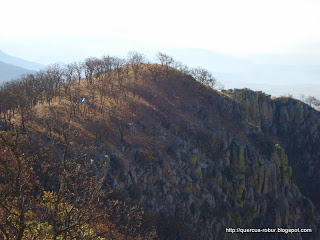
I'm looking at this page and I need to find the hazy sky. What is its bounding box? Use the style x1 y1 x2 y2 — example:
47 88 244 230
1 0 320 63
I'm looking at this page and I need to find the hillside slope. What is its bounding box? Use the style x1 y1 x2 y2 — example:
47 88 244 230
1 63 319 239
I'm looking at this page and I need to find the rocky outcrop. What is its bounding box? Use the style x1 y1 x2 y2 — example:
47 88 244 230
85 92 319 239
90 128 318 239
223 88 320 216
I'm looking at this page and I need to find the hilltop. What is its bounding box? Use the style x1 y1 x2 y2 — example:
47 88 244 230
0 53 319 239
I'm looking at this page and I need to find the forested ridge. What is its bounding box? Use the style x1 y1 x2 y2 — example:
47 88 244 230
0 52 319 240
0 52 220 239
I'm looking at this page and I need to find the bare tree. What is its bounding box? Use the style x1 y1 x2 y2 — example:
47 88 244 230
73 62 83 83
155 52 176 79
127 51 145 81
305 96 320 108
191 67 221 89
0 131 39 240
113 57 126 86
0 124 157 239
173 61 190 75
156 52 174 68
83 58 100 85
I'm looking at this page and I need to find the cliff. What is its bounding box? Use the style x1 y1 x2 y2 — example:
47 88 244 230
223 89 320 215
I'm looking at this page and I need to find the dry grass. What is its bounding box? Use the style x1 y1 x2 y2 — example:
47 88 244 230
21 64 251 162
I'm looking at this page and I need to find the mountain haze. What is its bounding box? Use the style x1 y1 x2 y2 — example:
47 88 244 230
0 49 44 71
0 60 36 83
1 47 319 98
166 49 320 99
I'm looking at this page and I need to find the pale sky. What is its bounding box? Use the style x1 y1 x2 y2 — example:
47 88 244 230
1 0 320 98
1 0 320 60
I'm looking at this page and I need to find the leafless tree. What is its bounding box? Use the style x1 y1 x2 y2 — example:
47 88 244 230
127 51 145 81
156 52 174 68
305 96 320 108
83 58 100 85
191 67 221 89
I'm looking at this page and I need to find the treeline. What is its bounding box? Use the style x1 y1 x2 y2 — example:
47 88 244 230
301 95 320 109
284 94 320 109
0 51 222 132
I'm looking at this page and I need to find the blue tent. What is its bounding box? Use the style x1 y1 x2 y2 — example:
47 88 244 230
80 97 89 104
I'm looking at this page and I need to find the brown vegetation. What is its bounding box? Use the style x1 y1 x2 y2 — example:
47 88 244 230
0 52 222 239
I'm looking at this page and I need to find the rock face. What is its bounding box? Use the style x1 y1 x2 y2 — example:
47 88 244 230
223 88 320 215
100 129 318 239
86 84 319 239
100 137 306 238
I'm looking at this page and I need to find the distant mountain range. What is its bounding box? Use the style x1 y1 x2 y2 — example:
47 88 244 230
0 61 36 83
0 50 44 84
0 50 44 71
